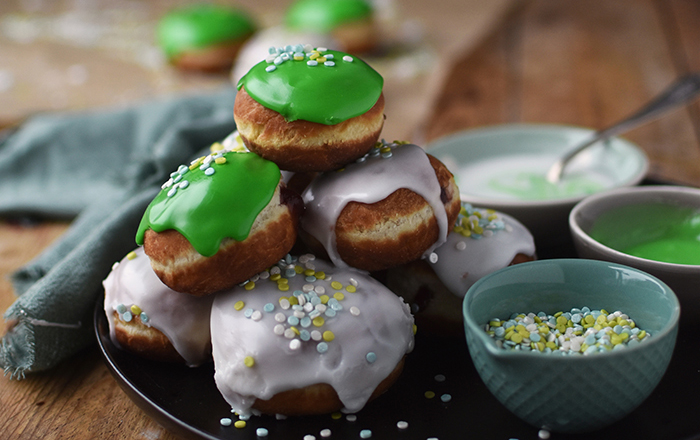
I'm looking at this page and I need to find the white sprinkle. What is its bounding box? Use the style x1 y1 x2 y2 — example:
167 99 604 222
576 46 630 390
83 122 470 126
346 414 357 422
350 306 361 316
307 60 318 66
273 324 285 335
428 252 439 263
284 329 296 339
304 435 316 440
314 285 326 294
205 167 215 176
434 374 446 382
311 330 322 341
270 266 281 275
251 310 262 321
275 414 287 420
178 180 189 189
290 339 301 350
320 428 332 437
280 298 291 309
275 313 286 323
315 304 327 314
324 61 335 67
220 418 232 426
396 421 408 429
302 284 314 293
317 47 327 52
343 55 353 62
455 241 467 251
539 429 551 439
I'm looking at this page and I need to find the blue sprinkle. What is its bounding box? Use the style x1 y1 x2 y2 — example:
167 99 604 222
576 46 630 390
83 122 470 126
285 268 296 278
440 394 452 403
293 44 303 53
381 151 393 159
529 332 541 342
177 164 189 174
614 325 623 334
284 45 293 53
307 60 318 66
266 65 277 72
256 427 269 437
179 180 189 189
300 317 311 328
122 311 133 322
299 330 310 341
140 312 149 323
585 334 596 345
244 308 254 318
310 296 321 305
116 304 127 314
287 316 300 326
205 167 215 176
268 46 277 55
173 174 182 183
325 54 334 59
305 276 317 282
317 342 328 353
294 52 304 58
264 303 275 313
167 187 177 197
360 429 372 439
324 61 335 67
273 57 283 65
494 327 505 337
325 308 337 318
366 352 377 363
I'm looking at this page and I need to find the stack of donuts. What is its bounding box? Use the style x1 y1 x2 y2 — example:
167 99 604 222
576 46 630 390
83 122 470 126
103 43 535 418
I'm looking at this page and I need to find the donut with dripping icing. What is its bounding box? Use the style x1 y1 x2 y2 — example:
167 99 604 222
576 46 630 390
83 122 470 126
210 254 415 417
157 4 256 72
300 141 461 272
284 0 378 54
136 148 303 296
385 205 536 336
103 247 214 366
234 45 384 172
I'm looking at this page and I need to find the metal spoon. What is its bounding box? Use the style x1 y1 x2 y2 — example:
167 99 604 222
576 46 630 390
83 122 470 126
545 73 700 184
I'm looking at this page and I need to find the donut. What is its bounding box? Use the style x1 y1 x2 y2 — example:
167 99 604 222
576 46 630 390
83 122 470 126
210 254 415 417
285 0 377 54
234 45 385 172
135 144 303 296
103 246 214 366
300 141 461 272
385 204 536 335
157 4 256 72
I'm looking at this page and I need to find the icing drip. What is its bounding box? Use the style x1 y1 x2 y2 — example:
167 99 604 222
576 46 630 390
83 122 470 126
430 205 536 297
210 255 415 416
135 148 281 257
301 142 449 267
103 247 214 366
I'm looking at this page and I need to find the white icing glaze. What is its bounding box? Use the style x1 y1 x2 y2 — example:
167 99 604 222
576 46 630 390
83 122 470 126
102 246 214 366
210 255 415 416
301 143 449 267
430 206 535 298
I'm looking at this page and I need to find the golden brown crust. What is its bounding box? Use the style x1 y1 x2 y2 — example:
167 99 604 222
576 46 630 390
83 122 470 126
112 312 185 363
143 185 301 296
251 356 405 415
234 88 385 172
331 154 461 271
170 36 252 72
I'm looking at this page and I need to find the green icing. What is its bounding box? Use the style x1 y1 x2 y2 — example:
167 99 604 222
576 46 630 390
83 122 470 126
589 202 700 265
157 4 256 59
285 0 373 32
135 151 280 257
487 171 605 200
237 47 383 125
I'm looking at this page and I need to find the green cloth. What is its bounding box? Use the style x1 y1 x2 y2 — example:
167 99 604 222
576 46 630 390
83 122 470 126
0 88 237 378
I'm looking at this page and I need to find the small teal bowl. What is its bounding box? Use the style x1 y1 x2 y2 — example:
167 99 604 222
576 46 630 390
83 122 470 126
463 259 680 433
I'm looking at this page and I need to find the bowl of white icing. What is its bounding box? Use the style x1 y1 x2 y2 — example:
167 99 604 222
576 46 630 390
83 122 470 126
426 124 649 246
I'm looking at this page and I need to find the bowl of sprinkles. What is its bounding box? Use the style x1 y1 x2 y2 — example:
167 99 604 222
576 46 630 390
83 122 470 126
462 258 680 433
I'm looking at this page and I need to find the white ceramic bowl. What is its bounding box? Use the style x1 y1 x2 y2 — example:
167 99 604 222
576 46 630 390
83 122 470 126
570 185 700 320
426 124 649 246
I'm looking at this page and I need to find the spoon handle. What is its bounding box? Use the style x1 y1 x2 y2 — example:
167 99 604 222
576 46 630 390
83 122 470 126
546 73 700 183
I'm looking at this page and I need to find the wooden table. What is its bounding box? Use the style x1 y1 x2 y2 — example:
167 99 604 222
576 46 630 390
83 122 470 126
1 1 699 439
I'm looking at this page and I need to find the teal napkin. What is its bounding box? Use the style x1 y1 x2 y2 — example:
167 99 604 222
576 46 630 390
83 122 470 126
0 88 238 378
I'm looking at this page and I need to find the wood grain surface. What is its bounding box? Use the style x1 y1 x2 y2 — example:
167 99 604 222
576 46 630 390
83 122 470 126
1 1 700 439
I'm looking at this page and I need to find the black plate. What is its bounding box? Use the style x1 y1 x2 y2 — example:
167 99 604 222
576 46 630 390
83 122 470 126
94 203 700 440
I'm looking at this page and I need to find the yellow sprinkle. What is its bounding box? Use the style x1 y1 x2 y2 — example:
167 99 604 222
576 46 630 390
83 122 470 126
293 54 304 60
287 296 298 305
244 356 255 367
638 330 646 339
277 278 289 285
215 157 227 165
546 341 557 350
489 320 502 327
459 206 468 215
130 305 142 315
304 269 315 277
320 295 329 304
270 273 281 281
234 301 245 311
556 316 568 325
313 316 325 327
346 285 356 293
585 315 596 325
295 265 304 274
316 271 326 280
380 146 391 154
600 309 609 315
424 391 435 399
244 282 256 291
210 142 224 152
331 281 343 290
619 319 630 327
510 333 523 344
126 251 137 260
504 329 514 340
278 283 290 291
534 316 542 324
333 292 345 301
596 315 607 325
554 311 563 317
611 335 622 345
331 412 343 420
291 326 300 335
413 324 418 335
309 52 319 60
317 56 326 62
323 331 335 341
234 420 246 429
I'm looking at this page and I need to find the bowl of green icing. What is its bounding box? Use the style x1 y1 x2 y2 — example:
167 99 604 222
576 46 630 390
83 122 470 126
426 124 648 247
570 185 700 319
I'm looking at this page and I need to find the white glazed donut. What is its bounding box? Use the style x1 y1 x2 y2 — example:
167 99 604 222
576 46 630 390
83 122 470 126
210 254 415 416
103 246 214 366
